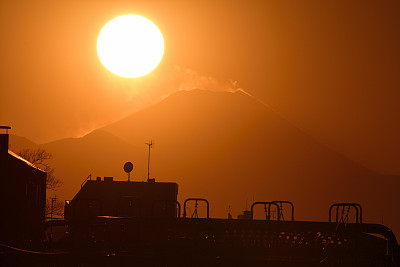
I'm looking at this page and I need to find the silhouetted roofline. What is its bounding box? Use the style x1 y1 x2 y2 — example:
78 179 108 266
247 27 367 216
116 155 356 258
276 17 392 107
7 150 46 172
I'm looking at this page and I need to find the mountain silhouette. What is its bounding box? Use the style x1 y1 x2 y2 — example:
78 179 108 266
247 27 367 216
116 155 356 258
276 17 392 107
104 89 400 233
42 130 149 200
9 134 39 151
10 131 146 203
9 89 400 236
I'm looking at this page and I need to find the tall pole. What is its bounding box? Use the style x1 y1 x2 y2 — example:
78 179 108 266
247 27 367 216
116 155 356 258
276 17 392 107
50 195 57 247
146 141 153 181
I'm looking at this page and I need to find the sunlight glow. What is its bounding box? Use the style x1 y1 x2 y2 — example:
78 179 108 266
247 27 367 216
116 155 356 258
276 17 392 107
97 15 164 78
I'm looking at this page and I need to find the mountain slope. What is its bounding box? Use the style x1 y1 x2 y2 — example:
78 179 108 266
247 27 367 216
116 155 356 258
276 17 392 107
41 130 148 201
8 130 146 203
9 134 39 151
104 89 400 234
8 89 400 235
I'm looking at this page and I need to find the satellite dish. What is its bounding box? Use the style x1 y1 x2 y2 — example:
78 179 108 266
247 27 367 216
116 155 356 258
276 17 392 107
124 162 134 173
124 162 134 182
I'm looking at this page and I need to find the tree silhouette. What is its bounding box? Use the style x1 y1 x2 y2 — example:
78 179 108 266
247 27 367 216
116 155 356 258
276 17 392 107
16 148 62 190
17 148 64 219
46 197 64 218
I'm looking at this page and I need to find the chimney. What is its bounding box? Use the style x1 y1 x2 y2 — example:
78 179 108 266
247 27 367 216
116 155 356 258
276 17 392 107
0 126 11 153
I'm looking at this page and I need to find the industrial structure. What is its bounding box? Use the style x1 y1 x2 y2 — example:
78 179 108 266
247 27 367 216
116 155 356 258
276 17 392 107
0 136 399 265
64 175 178 220
58 177 399 266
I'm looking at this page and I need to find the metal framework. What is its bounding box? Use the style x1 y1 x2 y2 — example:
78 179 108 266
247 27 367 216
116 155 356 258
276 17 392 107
2 199 399 266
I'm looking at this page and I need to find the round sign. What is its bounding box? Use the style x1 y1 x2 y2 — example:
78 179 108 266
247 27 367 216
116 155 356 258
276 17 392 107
124 162 134 173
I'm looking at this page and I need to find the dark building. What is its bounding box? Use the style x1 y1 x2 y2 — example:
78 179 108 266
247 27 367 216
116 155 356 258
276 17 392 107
65 177 178 221
0 127 46 245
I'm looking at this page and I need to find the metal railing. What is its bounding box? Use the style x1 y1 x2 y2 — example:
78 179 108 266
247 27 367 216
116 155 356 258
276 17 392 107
80 174 92 188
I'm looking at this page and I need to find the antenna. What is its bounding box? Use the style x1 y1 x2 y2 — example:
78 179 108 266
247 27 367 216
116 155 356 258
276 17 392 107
124 162 134 182
228 205 232 219
145 141 153 181
50 195 57 245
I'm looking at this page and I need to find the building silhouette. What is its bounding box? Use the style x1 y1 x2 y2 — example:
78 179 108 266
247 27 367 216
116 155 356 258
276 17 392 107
0 126 46 246
0 126 399 265
65 176 178 221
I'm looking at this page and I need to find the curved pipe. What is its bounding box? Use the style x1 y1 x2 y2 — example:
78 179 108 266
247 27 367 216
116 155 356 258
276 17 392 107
183 198 210 218
250 202 281 221
329 203 362 223
272 200 295 221
151 200 181 218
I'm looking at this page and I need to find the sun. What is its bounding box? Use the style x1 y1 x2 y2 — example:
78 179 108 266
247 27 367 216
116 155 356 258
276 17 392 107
97 15 164 78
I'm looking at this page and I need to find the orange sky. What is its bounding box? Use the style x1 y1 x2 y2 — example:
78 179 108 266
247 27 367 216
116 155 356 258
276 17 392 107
1 0 400 174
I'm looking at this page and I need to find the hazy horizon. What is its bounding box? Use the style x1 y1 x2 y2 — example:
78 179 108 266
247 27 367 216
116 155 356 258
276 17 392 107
1 2 400 264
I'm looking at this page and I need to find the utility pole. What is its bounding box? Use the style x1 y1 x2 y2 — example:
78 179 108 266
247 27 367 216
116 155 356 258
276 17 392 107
50 195 57 247
145 141 153 181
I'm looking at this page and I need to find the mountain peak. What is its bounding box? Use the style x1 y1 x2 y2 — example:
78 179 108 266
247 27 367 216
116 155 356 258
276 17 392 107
10 88 400 233
166 88 259 105
100 87 400 230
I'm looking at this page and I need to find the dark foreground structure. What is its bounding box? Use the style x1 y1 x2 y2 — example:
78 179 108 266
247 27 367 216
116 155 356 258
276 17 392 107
0 127 46 247
1 174 399 266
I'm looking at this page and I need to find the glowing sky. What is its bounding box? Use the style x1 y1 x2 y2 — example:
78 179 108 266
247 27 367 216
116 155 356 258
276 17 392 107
0 0 399 174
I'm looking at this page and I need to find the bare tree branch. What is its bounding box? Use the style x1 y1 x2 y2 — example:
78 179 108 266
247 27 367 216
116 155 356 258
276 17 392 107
16 148 64 221
46 198 64 218
16 148 62 191
18 148 52 166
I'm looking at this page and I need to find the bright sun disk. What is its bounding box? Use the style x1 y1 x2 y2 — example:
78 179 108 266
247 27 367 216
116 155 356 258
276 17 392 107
97 15 164 78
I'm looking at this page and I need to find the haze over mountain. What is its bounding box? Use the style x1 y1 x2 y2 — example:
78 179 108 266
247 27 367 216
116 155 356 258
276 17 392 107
104 89 400 231
9 89 400 236
10 131 147 205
